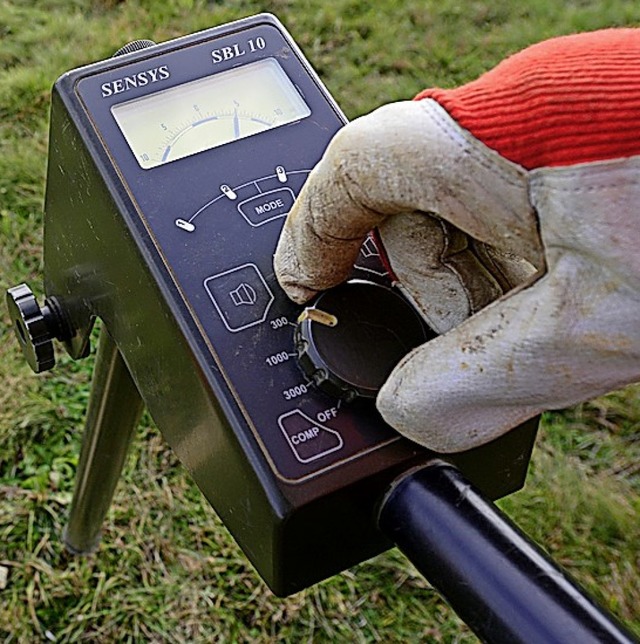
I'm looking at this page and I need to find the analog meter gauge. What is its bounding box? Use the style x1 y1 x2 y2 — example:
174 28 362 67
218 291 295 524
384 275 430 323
111 58 311 168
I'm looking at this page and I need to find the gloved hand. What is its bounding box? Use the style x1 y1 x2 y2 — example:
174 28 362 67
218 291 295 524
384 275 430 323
274 29 640 453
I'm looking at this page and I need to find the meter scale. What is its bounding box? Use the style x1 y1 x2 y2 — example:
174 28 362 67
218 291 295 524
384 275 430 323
159 108 276 164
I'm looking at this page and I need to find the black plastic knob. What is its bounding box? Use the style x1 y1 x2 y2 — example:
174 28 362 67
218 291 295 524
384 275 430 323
295 280 433 401
6 284 68 373
112 39 157 58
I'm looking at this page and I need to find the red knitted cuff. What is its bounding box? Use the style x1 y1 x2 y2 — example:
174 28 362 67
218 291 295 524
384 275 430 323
416 29 640 169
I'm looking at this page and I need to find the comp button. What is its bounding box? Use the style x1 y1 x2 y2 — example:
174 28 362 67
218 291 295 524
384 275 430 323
278 410 343 463
237 187 295 227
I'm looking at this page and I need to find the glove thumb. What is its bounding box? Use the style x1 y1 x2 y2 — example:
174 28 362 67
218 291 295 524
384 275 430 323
377 255 640 452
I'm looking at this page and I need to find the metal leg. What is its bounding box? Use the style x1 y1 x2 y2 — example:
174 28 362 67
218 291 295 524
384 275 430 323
63 328 143 554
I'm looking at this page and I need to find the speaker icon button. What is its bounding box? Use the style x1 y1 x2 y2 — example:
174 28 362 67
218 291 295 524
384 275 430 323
204 263 274 332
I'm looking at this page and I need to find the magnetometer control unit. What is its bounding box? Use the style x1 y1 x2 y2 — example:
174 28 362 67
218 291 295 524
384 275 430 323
9 14 538 595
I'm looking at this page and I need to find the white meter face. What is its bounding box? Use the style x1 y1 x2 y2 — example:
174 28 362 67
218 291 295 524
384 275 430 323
111 58 311 169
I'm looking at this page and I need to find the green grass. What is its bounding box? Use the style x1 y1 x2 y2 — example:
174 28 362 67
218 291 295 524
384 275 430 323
1 0 639 641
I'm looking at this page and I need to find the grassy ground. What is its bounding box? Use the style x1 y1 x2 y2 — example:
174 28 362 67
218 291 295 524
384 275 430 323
0 0 639 641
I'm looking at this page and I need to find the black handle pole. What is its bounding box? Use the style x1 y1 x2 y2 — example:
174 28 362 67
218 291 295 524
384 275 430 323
378 461 637 644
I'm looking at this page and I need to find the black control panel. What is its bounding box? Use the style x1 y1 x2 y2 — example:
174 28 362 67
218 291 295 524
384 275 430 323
75 20 405 482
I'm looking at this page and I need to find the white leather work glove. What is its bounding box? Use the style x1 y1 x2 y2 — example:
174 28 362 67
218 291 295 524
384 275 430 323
274 29 640 453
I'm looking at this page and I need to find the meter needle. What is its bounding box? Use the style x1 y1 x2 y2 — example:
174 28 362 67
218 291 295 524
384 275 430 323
233 108 240 139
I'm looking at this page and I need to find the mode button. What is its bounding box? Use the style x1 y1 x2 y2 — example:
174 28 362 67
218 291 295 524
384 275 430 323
238 188 294 227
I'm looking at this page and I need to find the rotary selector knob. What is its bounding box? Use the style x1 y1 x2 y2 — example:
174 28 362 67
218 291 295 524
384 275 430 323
295 281 433 402
6 284 69 373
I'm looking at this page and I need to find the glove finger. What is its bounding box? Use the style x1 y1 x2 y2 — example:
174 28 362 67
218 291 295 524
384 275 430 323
377 252 640 453
470 241 541 291
377 213 504 334
274 99 543 304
